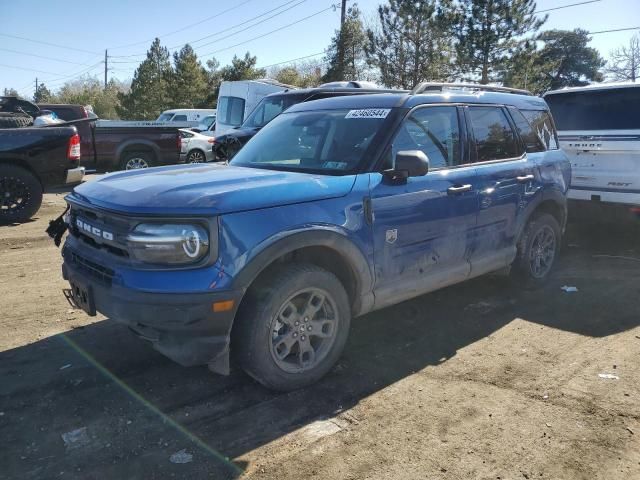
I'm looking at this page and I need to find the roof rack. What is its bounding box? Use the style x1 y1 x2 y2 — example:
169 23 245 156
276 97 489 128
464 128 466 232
411 82 533 96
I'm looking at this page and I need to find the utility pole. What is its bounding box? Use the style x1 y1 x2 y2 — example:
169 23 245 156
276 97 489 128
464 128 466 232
104 49 108 89
337 0 348 79
35 77 38 101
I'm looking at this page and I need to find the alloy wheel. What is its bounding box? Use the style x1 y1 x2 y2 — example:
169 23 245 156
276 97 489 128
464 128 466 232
529 225 556 278
269 288 339 373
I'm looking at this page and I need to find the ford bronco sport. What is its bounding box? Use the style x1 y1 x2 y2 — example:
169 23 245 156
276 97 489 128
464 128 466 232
57 83 570 391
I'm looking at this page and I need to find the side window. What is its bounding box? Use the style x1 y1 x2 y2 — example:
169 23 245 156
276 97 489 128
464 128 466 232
468 106 520 162
509 107 545 153
521 110 559 150
390 106 461 169
172 115 188 122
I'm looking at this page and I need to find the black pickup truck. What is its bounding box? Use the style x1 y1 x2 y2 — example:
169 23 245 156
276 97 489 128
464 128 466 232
0 98 85 223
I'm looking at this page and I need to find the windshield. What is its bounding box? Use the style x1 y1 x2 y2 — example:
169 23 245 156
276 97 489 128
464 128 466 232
230 108 390 174
200 115 216 128
157 113 174 121
242 94 303 128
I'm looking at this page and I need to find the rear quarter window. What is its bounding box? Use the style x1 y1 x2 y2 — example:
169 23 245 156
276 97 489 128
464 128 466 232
509 107 546 153
520 109 559 150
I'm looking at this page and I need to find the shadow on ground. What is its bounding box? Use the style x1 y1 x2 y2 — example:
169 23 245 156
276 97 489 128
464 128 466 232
1 221 639 479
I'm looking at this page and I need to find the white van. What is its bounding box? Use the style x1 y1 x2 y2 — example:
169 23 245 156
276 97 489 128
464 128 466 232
544 83 640 216
215 79 294 136
156 109 216 123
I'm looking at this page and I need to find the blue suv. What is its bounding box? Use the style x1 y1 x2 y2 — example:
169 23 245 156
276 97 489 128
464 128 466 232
58 83 570 391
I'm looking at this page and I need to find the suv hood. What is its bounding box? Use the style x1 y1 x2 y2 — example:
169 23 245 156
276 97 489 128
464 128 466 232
70 163 357 215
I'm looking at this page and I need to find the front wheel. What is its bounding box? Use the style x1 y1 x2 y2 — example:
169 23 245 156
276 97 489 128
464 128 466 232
511 213 561 286
234 263 351 391
0 164 43 224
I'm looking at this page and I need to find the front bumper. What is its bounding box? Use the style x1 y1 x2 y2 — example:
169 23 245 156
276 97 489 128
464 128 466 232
65 166 85 185
61 245 243 370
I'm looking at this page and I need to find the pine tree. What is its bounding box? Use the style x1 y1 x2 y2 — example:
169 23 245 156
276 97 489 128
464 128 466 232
33 83 52 103
117 38 173 120
366 0 454 89
170 44 209 108
323 5 368 83
219 52 266 81
454 0 546 84
503 29 604 94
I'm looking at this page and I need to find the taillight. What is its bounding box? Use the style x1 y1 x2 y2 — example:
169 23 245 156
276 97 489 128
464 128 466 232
67 133 81 161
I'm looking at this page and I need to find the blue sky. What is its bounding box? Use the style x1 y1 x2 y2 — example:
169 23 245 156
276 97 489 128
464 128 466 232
1 0 639 97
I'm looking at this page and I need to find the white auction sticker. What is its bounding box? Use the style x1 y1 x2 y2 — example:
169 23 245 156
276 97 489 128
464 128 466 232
345 108 391 119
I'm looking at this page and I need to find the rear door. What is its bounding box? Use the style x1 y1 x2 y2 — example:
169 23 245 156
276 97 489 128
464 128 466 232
466 105 536 276
545 87 640 204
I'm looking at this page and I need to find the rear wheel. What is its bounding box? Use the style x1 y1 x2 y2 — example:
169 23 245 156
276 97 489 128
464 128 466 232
511 213 561 287
187 149 206 163
0 164 43 224
234 263 351 391
120 151 153 170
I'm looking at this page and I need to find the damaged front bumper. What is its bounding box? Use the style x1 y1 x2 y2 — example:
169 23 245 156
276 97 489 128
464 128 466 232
61 245 243 374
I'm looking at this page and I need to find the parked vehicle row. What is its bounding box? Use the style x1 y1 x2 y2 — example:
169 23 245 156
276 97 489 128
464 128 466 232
544 82 640 219
56 84 570 391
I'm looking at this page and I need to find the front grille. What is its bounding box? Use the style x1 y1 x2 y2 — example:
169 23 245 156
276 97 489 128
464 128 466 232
66 249 115 286
68 204 131 258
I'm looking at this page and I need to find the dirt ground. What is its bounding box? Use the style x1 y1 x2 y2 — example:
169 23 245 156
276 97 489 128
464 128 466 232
1 190 639 480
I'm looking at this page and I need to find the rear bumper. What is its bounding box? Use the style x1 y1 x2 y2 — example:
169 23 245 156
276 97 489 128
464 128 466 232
568 187 640 207
65 167 85 185
61 246 243 369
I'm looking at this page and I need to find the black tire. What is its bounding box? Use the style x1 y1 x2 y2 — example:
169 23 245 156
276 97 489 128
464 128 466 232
511 213 561 287
234 263 351 391
0 115 32 128
120 151 154 171
0 164 43 224
187 149 206 163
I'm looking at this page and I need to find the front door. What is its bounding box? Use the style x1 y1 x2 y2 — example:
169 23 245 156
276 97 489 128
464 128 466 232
369 105 480 309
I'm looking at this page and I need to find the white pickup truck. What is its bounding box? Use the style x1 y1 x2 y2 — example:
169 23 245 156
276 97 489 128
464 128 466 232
544 83 640 219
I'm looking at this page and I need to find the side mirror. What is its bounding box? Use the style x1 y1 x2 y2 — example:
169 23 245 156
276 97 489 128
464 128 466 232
395 150 429 177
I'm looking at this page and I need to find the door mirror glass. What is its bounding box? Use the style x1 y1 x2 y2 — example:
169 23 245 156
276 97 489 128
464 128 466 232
395 150 429 177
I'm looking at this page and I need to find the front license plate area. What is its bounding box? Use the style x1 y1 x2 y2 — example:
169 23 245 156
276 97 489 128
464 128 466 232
64 280 96 316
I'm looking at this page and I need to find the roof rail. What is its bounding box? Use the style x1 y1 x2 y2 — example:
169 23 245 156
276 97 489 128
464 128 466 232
411 82 533 96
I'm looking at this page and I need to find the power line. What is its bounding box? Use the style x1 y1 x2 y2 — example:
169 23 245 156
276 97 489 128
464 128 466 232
109 0 254 50
0 47 95 66
535 0 601 14
0 33 99 55
200 5 336 57
588 26 640 35
110 0 308 59
0 63 67 76
259 51 326 69
171 0 307 50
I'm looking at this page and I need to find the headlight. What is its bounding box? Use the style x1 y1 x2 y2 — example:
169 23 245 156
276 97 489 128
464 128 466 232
127 223 210 265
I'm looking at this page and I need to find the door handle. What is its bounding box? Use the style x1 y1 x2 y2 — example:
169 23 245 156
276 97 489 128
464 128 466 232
516 174 535 183
447 184 472 194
